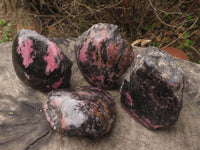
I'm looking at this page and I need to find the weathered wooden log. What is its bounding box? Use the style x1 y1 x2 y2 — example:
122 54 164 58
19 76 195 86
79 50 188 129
0 39 200 150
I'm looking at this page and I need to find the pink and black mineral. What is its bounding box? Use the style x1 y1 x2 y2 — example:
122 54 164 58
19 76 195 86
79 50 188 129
44 86 116 136
12 29 72 92
75 23 134 89
120 46 184 130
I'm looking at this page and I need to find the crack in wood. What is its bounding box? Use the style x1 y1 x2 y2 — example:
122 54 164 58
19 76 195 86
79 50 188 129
25 130 54 150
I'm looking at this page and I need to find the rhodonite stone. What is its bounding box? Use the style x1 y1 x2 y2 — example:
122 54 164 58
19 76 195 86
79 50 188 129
12 29 72 92
44 86 116 136
120 46 184 130
75 23 134 89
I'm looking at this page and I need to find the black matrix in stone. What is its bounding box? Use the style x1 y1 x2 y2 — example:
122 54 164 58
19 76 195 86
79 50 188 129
121 46 184 130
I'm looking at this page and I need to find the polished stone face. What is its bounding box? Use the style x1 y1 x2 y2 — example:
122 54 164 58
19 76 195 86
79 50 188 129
44 86 117 136
75 23 134 89
121 46 184 130
12 29 72 92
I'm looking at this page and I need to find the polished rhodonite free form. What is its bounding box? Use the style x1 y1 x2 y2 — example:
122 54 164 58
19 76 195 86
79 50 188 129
75 23 134 89
121 46 184 130
12 29 72 92
44 86 117 136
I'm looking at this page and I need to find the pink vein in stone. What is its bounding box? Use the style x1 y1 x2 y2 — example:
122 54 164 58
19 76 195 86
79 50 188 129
107 43 118 57
43 102 51 126
52 77 64 89
144 118 164 129
122 100 164 130
93 29 110 50
106 43 120 68
79 40 89 63
44 41 63 75
24 72 30 80
17 38 36 68
125 92 134 107
89 74 104 87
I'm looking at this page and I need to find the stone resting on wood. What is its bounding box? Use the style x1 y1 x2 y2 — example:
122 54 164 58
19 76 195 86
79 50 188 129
0 38 200 150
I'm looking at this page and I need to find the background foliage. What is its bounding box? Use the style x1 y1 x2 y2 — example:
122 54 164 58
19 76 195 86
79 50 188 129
0 0 200 63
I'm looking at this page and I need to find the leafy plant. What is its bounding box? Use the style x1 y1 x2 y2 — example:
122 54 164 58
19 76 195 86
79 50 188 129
186 52 193 60
140 22 159 32
187 15 193 20
183 39 194 49
152 42 161 48
164 37 169 44
0 19 6 26
0 19 14 43
181 4 186 9
178 38 195 50
184 32 189 38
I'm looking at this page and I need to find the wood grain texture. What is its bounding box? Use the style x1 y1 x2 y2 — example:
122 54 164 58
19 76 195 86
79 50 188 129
0 39 199 150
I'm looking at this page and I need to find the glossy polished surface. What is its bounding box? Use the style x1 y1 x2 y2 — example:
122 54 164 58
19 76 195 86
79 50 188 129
44 86 117 136
12 29 72 92
75 23 134 89
121 47 184 130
